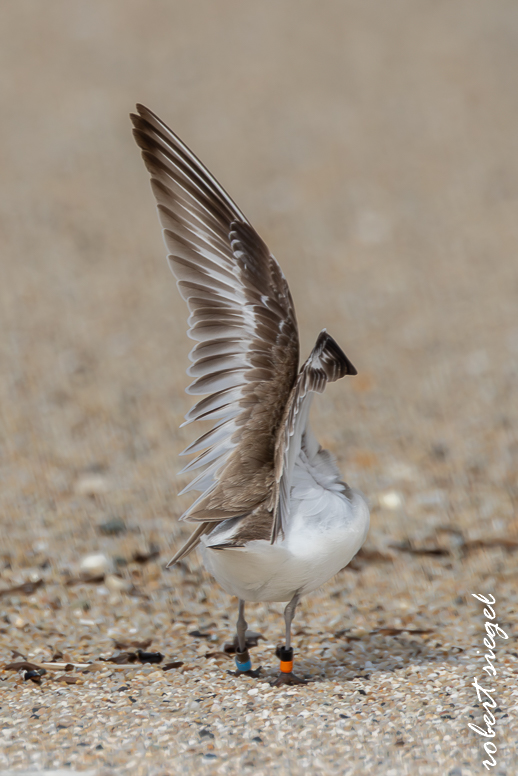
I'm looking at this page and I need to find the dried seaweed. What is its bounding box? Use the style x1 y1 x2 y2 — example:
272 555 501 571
0 580 44 597
162 661 184 671
4 661 44 672
113 638 152 650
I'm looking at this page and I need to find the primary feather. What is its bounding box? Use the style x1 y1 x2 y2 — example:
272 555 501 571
131 105 299 558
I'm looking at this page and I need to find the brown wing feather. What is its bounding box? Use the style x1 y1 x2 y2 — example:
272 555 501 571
211 331 357 549
270 330 357 542
131 105 299 560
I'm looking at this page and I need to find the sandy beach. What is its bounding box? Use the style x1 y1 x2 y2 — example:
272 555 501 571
1 2 517 773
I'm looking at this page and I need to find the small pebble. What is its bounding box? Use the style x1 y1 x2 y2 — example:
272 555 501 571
74 474 110 495
378 491 404 510
80 553 111 576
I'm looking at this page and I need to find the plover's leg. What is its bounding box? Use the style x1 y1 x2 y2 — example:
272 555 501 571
229 599 261 677
271 593 307 685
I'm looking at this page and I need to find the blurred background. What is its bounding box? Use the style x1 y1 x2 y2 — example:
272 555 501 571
1 1 518 771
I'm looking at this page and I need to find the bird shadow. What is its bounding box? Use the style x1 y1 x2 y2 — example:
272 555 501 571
224 627 464 686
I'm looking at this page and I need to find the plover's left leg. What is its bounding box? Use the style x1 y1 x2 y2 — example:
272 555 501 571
271 593 307 685
229 599 261 677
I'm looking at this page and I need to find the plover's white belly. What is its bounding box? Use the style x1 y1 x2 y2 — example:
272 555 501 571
201 485 369 603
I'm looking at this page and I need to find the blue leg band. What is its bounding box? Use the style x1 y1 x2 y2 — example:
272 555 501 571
235 657 252 672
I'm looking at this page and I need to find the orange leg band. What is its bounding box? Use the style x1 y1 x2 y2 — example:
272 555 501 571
280 660 293 673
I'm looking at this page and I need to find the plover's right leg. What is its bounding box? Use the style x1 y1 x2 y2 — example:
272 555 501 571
271 593 307 686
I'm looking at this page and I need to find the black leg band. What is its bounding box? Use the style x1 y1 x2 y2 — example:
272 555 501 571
276 646 293 662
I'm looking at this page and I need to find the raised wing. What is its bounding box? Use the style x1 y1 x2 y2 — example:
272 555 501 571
271 330 357 542
131 105 299 531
